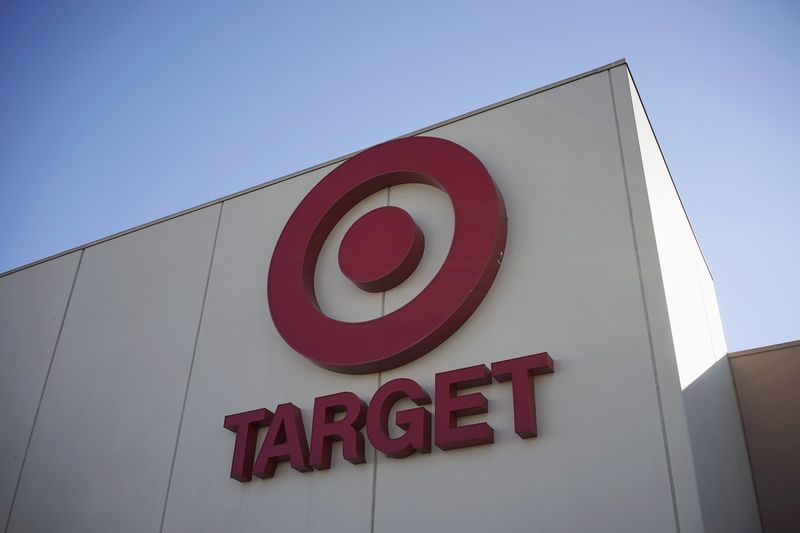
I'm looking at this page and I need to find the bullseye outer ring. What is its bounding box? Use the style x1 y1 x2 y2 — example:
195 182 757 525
267 136 507 374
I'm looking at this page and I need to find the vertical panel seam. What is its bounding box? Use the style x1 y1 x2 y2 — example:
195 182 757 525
727 361 767 531
608 70 682 533
370 187 390 533
3 249 85 533
158 203 224 533
369 372 381 533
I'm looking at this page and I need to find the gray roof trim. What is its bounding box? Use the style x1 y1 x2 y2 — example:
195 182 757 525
728 339 800 359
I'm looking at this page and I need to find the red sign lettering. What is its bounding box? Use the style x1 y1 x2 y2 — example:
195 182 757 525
224 353 554 482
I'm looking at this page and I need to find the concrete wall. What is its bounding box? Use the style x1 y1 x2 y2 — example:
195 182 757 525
730 341 800 533
614 68 761 532
0 61 730 533
5 207 221 533
683 358 761 532
0 252 81 528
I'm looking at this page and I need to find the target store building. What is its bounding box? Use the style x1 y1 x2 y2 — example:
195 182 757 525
1 60 794 533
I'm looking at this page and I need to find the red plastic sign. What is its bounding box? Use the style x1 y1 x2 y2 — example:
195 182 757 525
268 136 507 374
224 352 554 482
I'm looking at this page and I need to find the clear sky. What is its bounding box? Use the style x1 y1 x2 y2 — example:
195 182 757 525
0 0 797 352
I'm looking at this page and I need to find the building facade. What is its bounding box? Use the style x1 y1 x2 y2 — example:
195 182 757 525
1 61 785 532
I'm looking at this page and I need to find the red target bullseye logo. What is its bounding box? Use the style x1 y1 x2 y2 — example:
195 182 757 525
268 136 507 374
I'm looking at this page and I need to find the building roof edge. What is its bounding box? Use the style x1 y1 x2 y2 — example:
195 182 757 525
1 59 627 279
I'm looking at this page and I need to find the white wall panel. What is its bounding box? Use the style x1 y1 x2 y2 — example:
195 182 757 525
161 171 384 533
0 252 81 528
683 357 761 532
374 69 680 533
610 65 705 533
614 66 760 532
6 206 220 533
621 69 727 387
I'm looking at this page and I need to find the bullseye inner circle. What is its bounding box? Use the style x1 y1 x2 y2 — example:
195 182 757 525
338 206 424 293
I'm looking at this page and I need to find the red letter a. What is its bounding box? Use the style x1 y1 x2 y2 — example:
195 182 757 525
253 403 311 478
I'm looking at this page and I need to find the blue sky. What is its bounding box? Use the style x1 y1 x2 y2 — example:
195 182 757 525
0 0 797 351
